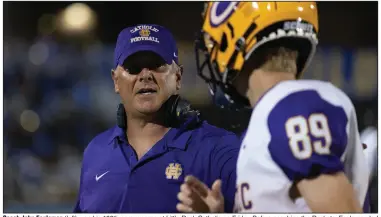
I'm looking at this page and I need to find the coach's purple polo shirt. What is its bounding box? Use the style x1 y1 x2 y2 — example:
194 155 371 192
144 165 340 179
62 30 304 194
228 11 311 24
73 116 240 213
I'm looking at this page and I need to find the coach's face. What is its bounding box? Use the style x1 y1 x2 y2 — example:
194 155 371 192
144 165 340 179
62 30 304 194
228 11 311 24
112 51 182 116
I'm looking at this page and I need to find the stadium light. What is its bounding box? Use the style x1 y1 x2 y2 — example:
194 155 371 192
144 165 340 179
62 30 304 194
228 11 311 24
57 3 96 34
20 110 41 133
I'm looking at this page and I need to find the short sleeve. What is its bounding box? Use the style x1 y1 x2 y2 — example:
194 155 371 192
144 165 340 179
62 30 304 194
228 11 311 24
211 134 241 212
267 90 348 181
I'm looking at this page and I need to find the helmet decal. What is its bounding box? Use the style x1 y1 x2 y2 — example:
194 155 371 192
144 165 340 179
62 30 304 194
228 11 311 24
209 2 239 27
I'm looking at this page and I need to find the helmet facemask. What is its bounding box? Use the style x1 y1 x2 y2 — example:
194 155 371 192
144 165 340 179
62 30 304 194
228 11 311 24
195 30 255 111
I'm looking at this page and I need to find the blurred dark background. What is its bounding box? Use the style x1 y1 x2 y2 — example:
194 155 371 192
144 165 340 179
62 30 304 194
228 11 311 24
3 1 378 213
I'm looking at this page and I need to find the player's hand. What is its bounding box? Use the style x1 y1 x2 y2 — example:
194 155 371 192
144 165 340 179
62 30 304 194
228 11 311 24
176 175 224 213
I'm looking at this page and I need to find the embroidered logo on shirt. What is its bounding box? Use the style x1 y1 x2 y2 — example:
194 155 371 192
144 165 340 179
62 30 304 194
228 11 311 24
95 171 109 181
165 163 182 180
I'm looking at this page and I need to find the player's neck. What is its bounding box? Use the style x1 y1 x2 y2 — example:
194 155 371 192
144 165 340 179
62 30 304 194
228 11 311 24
126 115 171 160
248 69 295 106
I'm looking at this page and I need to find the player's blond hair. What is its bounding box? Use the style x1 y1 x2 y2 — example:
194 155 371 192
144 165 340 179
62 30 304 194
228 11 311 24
261 47 298 74
250 42 299 75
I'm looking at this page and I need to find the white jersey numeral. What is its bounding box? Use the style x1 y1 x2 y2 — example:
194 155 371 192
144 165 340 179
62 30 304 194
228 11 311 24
285 113 332 160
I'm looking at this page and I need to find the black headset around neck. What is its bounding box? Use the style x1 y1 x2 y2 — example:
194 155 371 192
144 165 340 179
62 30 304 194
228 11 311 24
116 94 201 129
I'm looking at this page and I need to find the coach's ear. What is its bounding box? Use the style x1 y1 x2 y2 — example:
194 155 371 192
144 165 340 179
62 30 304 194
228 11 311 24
175 63 183 91
111 68 119 94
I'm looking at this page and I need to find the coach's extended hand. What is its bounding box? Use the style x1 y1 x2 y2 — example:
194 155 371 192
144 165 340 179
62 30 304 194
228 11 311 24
176 175 225 213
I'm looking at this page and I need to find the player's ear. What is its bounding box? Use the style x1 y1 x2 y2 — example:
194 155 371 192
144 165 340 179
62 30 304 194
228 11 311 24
111 68 119 94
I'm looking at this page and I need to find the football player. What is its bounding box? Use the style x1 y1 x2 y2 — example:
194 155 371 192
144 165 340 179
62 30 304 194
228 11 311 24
176 2 369 213
361 126 377 180
361 126 378 213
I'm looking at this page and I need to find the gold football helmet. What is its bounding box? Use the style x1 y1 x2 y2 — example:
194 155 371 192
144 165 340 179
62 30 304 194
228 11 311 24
195 2 319 109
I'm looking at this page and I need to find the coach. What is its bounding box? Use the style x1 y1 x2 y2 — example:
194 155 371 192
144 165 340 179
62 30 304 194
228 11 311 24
73 24 240 213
